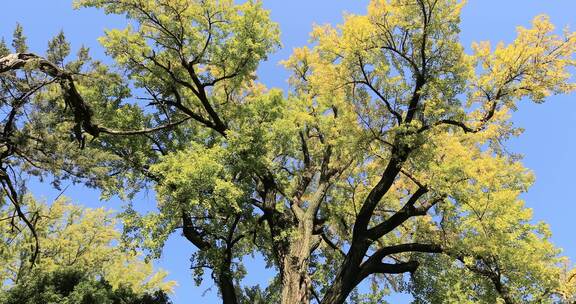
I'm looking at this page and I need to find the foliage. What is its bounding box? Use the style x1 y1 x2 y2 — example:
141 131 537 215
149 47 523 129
0 268 172 304
0 196 175 299
1 0 576 303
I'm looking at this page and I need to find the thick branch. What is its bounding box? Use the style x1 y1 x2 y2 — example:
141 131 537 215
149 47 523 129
364 260 420 275
1 53 196 140
353 157 403 240
183 62 227 133
181 210 211 250
418 93 499 134
366 187 428 240
366 243 443 264
1 53 99 139
99 117 192 136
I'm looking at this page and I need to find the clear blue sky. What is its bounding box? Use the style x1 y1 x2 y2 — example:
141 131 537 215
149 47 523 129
1 1 576 303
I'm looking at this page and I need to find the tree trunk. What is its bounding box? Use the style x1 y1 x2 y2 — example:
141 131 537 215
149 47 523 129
218 265 239 304
321 156 406 304
281 259 311 304
280 220 319 304
319 274 357 304
319 243 367 304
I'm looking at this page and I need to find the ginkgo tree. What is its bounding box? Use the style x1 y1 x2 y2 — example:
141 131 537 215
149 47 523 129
1 0 576 303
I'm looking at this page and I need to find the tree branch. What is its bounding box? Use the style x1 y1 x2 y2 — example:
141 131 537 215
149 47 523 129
181 210 211 250
366 186 428 241
99 117 192 136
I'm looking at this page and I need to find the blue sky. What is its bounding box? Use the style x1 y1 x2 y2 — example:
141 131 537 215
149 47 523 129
2 1 576 303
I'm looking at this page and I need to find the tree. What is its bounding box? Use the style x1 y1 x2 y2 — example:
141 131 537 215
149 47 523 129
1 0 576 303
0 196 175 301
1 268 172 304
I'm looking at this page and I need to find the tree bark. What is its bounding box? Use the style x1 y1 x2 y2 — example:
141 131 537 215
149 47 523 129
319 243 367 304
280 219 319 304
321 156 407 304
218 251 239 304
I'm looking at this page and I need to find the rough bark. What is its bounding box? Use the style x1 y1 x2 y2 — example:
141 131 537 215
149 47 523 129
280 219 320 304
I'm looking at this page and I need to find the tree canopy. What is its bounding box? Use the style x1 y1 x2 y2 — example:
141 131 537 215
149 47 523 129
1 268 172 304
0 196 175 303
1 0 576 303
